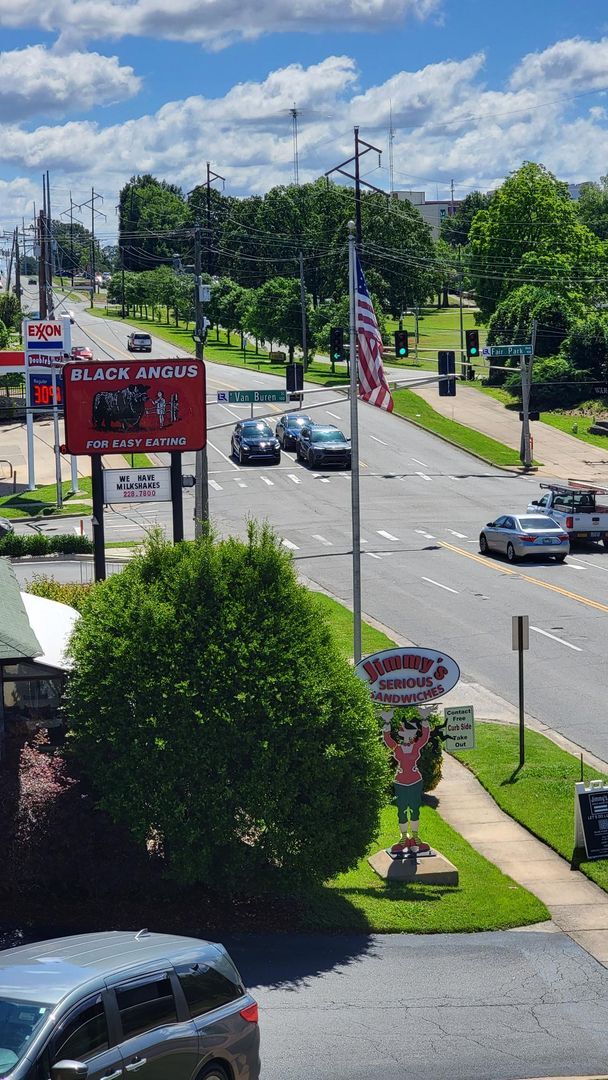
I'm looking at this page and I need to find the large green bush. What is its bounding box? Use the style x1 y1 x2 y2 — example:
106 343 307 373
64 526 388 891
0 533 92 556
503 355 590 410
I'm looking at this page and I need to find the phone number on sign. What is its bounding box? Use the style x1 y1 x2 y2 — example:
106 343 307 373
120 489 159 498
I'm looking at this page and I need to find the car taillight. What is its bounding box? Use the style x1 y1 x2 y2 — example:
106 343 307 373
240 1002 259 1024
566 517 573 529
559 533 569 541
521 535 537 542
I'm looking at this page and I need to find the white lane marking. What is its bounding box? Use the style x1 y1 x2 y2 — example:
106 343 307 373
571 558 608 573
449 475 460 481
209 479 223 491
235 479 247 488
370 435 387 445
260 476 274 486
447 529 467 539
523 478 536 484
360 538 368 544
530 626 582 652
416 471 432 482
312 534 332 546
208 439 239 470
415 529 436 540
565 563 587 570
313 473 331 482
367 552 382 559
326 411 342 419
422 577 459 595
287 474 302 484
412 457 430 467
105 524 141 531
217 402 243 420
281 538 299 550
377 529 399 541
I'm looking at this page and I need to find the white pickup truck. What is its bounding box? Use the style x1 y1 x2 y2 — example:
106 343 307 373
527 483 608 547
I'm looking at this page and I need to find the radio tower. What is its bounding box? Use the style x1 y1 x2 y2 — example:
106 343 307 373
290 103 300 186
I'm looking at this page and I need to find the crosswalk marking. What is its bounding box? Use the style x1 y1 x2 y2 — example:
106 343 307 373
235 479 247 488
377 530 399 542
281 538 299 550
422 576 458 595
415 471 432 482
209 479 223 491
415 529 436 540
312 534 332 546
287 474 302 484
447 529 467 539
260 476 274 486
367 552 382 560
412 457 430 468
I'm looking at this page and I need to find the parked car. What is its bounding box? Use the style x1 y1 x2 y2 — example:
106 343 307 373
0 930 260 1080
231 420 281 464
296 425 351 469
479 514 569 562
27 278 37 285
71 345 93 361
0 518 13 538
275 413 313 450
127 332 152 353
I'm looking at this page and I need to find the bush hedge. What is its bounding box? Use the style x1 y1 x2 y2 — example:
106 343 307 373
0 533 92 556
25 575 95 612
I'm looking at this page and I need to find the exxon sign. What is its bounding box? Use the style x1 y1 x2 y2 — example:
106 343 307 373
24 318 71 356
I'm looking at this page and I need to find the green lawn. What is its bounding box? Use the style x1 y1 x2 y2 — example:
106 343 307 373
305 802 548 932
540 410 608 451
386 305 487 355
392 387 523 467
311 592 397 660
0 478 92 519
456 723 608 892
124 453 155 469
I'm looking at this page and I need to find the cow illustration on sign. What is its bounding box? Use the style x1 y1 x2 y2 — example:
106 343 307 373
382 709 431 855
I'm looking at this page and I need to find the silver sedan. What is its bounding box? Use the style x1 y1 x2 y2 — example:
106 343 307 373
479 514 570 563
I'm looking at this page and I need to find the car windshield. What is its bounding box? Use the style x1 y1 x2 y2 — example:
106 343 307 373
0 997 50 1077
518 517 561 530
286 416 310 428
312 430 347 443
243 423 272 437
133 335 150 341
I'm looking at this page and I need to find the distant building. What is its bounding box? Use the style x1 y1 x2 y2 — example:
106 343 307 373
392 190 462 238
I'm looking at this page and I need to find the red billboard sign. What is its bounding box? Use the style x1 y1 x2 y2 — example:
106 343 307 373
63 359 206 455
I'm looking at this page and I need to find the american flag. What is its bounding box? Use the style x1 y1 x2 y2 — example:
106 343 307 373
355 253 394 412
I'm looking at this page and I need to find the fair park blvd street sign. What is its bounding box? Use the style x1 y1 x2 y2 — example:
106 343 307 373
483 344 533 358
217 389 287 404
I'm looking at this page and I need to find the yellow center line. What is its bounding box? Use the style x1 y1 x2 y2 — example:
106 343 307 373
439 540 608 615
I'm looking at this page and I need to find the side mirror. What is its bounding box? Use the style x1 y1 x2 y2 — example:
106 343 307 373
486 522 495 528
51 1062 89 1080
530 499 538 506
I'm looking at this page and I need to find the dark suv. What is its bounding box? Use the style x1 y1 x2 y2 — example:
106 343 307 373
296 425 351 469
0 931 260 1080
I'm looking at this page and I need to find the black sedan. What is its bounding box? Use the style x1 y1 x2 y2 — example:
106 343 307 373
275 412 314 449
231 420 281 465
296 425 351 469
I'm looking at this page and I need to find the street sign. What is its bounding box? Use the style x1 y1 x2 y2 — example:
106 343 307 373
485 344 533 358
103 467 172 504
23 317 72 367
355 647 460 706
28 371 64 411
63 358 206 455
575 781 608 859
444 706 475 752
217 389 287 404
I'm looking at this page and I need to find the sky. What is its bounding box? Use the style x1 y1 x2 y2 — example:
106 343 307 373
1 0 608 242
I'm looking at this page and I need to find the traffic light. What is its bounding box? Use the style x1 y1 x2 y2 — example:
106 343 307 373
438 351 456 397
465 329 480 359
329 327 344 370
394 329 409 359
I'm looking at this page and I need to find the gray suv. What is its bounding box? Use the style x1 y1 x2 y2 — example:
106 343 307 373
0 931 260 1080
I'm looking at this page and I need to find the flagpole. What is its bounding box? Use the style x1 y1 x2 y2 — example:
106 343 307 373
348 220 362 665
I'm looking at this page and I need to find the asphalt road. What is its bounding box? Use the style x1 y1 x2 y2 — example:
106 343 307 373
225 930 608 1080
24 298 608 763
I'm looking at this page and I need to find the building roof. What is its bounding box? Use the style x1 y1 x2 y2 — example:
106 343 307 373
0 932 221 1004
21 591 79 671
0 558 42 663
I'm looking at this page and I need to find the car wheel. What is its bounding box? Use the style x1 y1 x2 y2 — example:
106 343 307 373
479 533 489 555
555 554 567 563
604 538 608 550
196 1065 230 1080
296 444 302 460
274 453 281 464
506 542 518 563
238 447 244 465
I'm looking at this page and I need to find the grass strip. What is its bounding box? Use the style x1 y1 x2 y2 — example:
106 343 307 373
0 479 92 519
540 410 608 452
307 802 548 932
391 387 523 467
310 592 396 660
456 723 608 892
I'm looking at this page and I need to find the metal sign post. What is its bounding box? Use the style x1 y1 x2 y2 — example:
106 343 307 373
512 615 529 767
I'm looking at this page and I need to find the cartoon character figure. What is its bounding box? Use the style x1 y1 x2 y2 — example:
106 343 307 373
382 710 431 855
154 391 166 428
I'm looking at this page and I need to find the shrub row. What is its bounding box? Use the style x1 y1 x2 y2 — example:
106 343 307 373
26 575 95 612
0 532 93 556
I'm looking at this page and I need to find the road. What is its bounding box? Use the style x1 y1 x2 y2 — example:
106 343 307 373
24 297 608 763
226 930 608 1080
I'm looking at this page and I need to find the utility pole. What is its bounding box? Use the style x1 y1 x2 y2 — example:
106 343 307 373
520 319 537 469
14 228 21 302
290 104 300 186
325 128 384 249
45 171 54 318
38 209 47 319
299 250 308 369
60 193 80 286
78 189 105 308
458 247 465 379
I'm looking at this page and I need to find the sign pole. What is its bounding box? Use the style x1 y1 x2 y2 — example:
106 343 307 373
512 615 529 767
91 455 106 582
348 220 362 665
69 454 79 495
170 452 184 543
51 365 63 509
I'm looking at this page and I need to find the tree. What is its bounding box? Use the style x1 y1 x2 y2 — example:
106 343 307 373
0 293 21 332
468 162 608 322
486 283 584 382
64 527 387 891
248 277 312 360
51 219 108 278
576 178 608 241
440 191 493 249
0 320 9 349
564 313 608 379
118 175 189 272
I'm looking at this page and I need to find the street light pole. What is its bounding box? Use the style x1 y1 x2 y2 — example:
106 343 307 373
194 221 209 536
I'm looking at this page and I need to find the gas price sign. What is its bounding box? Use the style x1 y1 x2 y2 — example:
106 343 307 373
28 371 64 411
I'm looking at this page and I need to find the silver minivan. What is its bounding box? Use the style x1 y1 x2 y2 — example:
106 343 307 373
0 931 260 1080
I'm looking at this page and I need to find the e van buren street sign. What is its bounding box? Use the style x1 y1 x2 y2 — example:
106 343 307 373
217 389 287 404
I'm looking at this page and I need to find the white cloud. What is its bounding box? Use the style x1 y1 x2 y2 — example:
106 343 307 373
511 36 608 93
0 46 141 121
0 0 441 48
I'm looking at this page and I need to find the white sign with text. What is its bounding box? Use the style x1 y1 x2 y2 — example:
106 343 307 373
103 467 171 503
444 706 476 751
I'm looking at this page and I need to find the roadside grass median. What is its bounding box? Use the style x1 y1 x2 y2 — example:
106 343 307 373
391 387 523 468
0 478 92 519
456 722 608 893
310 592 396 659
540 409 608 452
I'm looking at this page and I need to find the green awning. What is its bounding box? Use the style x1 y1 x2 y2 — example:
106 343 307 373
0 557 42 662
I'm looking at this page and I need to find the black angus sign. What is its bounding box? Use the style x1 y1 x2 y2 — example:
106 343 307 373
575 781 608 859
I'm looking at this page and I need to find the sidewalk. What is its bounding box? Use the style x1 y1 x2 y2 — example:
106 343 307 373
436 753 608 967
410 381 608 483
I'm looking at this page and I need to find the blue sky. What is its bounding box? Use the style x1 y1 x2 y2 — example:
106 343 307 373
1 0 608 234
